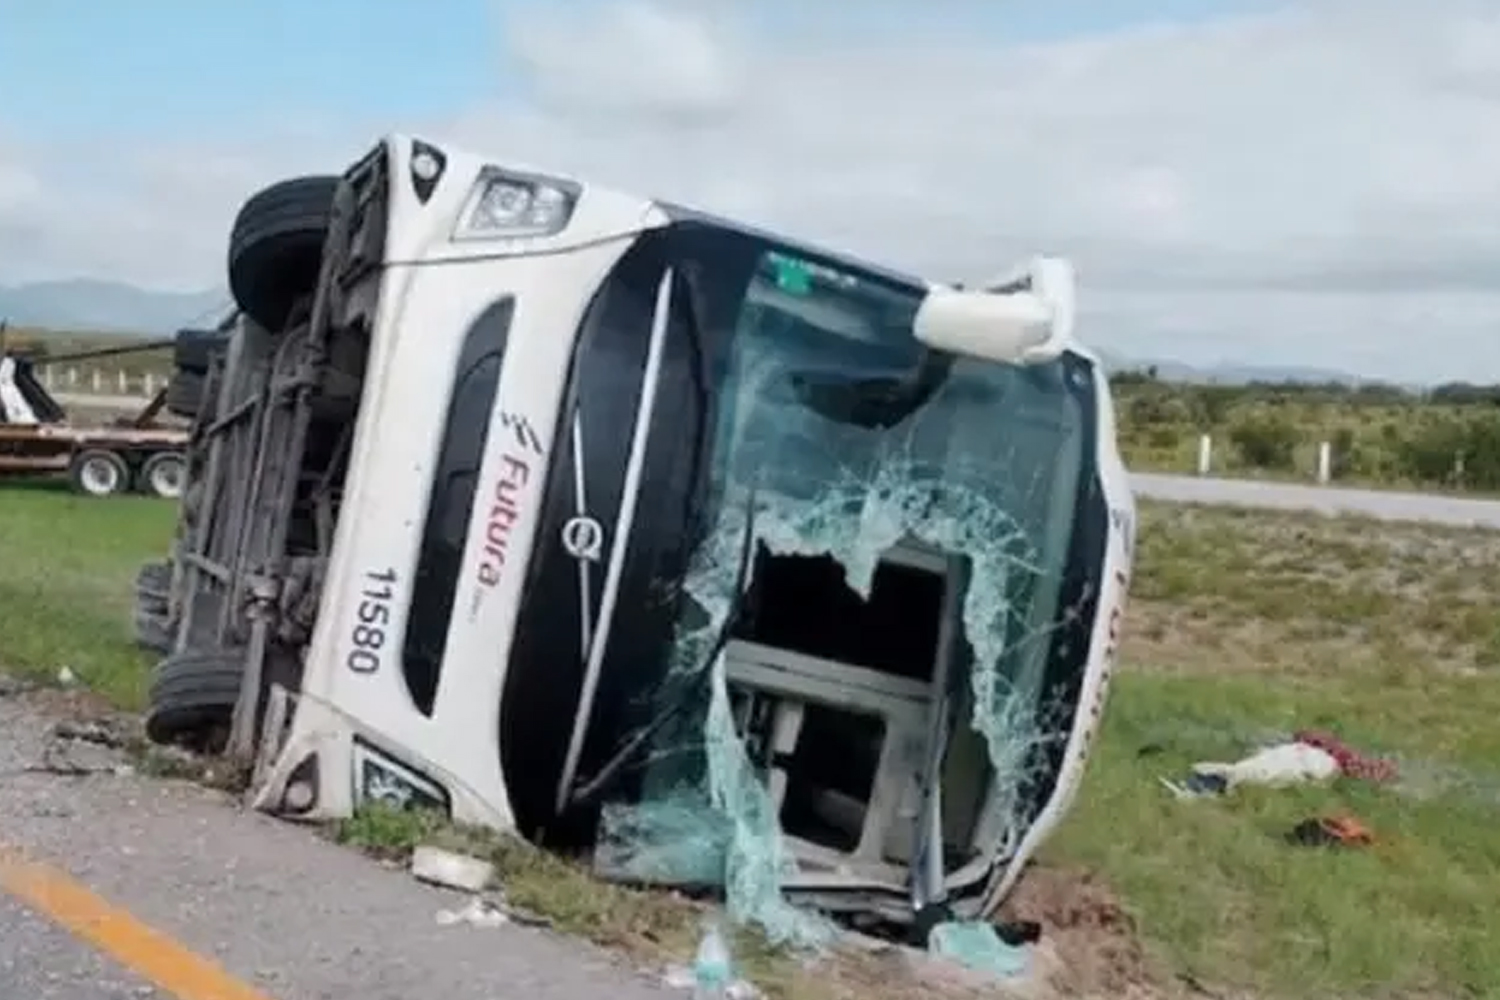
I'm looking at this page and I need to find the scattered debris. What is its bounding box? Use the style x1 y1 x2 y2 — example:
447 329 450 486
28 717 135 777
0 673 34 697
1293 729 1398 783
410 845 496 893
661 921 761 1000
53 718 126 748
1285 814 1374 849
927 921 1030 980
55 666 77 687
1163 730 1399 800
434 896 509 929
1163 740 1339 799
1158 771 1229 800
1190 740 1341 790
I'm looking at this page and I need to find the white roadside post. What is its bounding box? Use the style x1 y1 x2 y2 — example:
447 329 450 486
1196 433 1212 476
1316 441 1332 485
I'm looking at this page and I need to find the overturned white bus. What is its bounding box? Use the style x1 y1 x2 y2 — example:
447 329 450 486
137 134 1135 930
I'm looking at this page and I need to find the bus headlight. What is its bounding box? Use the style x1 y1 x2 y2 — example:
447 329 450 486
453 167 581 240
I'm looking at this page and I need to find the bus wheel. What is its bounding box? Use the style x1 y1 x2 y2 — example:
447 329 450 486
146 649 246 752
69 449 129 498
140 451 188 499
228 175 339 334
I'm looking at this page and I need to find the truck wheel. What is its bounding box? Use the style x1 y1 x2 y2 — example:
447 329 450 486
228 175 339 334
69 449 128 497
146 649 246 750
139 451 187 499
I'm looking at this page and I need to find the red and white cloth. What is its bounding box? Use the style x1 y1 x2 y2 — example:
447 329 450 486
1293 730 1399 783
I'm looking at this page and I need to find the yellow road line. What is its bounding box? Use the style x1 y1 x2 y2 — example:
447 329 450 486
0 847 277 1000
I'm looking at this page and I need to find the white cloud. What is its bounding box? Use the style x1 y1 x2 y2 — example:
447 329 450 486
2 0 1499 380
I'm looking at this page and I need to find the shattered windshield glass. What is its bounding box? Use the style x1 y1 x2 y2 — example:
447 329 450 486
596 243 1090 944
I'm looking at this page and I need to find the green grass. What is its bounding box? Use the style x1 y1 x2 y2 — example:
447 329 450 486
0 482 175 706
4 481 1499 998
1045 501 1500 999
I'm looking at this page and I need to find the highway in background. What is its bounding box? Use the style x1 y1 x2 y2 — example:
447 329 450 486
49 387 1500 531
1132 472 1500 530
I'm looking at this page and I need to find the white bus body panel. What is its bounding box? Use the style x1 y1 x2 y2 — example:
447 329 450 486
253 221 656 828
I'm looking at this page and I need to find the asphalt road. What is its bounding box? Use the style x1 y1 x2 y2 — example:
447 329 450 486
0 690 677 1000
0 894 151 999
1131 471 1500 529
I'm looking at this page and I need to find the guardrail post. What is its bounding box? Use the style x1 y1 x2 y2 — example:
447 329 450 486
143 372 156 396
90 370 102 392
66 367 77 387
1196 433 1212 476
1316 440 1332 485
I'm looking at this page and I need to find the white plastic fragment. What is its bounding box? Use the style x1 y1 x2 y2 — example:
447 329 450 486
411 846 495 892
56 666 77 687
434 896 509 929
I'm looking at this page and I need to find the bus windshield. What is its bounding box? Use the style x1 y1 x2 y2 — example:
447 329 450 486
599 237 1098 923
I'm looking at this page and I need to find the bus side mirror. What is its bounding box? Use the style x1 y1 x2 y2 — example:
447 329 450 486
913 256 1076 365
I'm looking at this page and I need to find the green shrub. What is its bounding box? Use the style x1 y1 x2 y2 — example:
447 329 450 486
1228 414 1299 471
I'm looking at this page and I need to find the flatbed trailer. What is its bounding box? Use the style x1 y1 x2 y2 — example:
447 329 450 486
0 414 189 496
0 329 194 497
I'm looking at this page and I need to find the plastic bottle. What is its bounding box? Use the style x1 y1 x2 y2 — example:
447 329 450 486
691 920 733 1000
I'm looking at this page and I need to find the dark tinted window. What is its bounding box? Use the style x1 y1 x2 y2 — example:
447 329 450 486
402 297 516 715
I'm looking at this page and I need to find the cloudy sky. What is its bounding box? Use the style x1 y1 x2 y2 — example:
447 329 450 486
1 0 1498 381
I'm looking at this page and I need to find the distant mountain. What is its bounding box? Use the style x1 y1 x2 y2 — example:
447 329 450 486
0 280 227 335
1095 350 1361 386
1137 359 1361 386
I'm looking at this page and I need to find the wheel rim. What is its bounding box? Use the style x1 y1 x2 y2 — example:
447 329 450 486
147 456 186 499
79 457 122 496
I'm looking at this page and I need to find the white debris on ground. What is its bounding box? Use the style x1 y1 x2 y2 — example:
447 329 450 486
435 897 510 929
1162 741 1340 799
410 845 495 892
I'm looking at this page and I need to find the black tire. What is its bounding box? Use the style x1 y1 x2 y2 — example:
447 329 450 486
165 370 206 418
135 561 172 603
228 175 339 333
146 649 246 749
68 449 128 497
138 451 188 499
173 328 227 375
133 609 174 655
